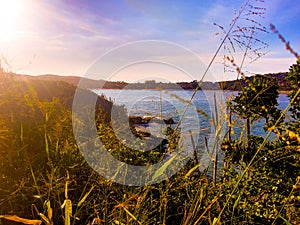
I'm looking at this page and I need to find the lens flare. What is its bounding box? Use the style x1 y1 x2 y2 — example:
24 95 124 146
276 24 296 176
0 0 23 41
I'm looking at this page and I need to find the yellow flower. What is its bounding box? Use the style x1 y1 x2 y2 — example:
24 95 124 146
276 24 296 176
268 126 276 132
222 145 229 150
225 113 229 122
277 131 281 137
282 137 286 141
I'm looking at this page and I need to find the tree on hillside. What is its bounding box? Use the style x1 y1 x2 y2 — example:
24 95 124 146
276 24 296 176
229 74 281 136
223 75 282 166
286 59 300 119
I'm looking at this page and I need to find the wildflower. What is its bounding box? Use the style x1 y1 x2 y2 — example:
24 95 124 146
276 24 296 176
268 126 276 132
222 145 229 150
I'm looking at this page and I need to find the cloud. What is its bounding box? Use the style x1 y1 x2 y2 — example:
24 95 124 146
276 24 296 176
2 0 299 81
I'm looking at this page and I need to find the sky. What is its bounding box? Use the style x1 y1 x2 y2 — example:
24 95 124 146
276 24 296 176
0 0 299 82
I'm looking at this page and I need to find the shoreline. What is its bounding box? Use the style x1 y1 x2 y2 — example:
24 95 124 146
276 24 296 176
94 88 291 95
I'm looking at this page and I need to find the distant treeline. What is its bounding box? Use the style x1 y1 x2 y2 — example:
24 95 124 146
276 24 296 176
102 72 291 91
219 72 291 91
14 72 291 91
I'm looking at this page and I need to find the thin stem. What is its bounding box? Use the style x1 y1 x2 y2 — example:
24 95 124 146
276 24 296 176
175 0 250 131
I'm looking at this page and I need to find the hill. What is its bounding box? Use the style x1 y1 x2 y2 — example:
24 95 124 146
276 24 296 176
12 72 291 91
14 74 106 89
0 73 123 123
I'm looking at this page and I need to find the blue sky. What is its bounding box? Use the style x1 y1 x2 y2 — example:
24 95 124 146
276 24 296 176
0 0 299 82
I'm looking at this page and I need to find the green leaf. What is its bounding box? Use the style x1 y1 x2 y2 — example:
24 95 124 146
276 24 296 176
152 154 177 181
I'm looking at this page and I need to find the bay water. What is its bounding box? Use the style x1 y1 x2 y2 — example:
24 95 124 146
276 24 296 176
93 89 290 175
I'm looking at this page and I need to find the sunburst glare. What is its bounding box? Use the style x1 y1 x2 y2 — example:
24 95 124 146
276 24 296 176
0 0 24 41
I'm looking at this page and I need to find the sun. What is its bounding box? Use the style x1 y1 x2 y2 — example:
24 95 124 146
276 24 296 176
0 0 23 41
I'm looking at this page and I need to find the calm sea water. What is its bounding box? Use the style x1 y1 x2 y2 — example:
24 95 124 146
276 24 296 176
93 89 289 131
94 89 221 143
93 89 290 173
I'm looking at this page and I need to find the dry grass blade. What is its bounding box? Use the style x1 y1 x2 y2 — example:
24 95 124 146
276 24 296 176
44 200 53 223
121 206 142 225
38 213 51 225
61 199 72 225
196 108 210 120
212 217 221 225
61 171 72 225
31 204 51 225
77 185 95 207
0 215 42 225
185 164 201 178
193 195 219 225
113 220 126 225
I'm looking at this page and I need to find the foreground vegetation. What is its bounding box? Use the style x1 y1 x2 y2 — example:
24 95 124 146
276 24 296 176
1 1 300 224
0 58 299 224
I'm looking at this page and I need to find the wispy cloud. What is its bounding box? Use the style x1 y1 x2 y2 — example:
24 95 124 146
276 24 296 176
1 0 299 80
